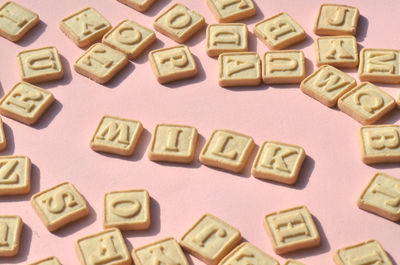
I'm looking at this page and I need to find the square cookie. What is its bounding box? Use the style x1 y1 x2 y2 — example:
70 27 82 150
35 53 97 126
0 118 6 151
0 1 39 42
90 115 143 156
74 43 128 84
314 4 359 36
103 189 150 230
358 48 400 84
148 124 198 163
0 82 55 125
219 242 279 265
206 0 255 23
28 256 62 265
206 23 248 57
199 129 254 173
148 45 197 84
314 36 358 68
263 206 320 254
254 12 306 50
102 20 156 60
357 172 400 221
75 228 131 265
133 238 188 265
0 215 22 257
334 240 393 265
262 50 305 84
358 125 400 164
0 156 31 195
59 7 111 48
154 3 205 43
338 82 396 125
300 65 356 107
117 0 156 12
31 182 89 231
17 46 64 83
180 213 242 265
251 141 305 185
218 52 261 87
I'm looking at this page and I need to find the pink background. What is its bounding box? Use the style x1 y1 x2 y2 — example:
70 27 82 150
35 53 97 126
0 0 399 264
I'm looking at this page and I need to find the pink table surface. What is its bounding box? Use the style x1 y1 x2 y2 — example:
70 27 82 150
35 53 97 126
0 0 399 264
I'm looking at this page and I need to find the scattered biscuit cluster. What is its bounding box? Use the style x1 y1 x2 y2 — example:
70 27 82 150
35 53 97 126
0 1 398 265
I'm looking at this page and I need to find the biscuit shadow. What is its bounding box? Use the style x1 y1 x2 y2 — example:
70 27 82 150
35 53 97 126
133 38 165 65
236 0 265 25
185 23 207 48
0 81 3 97
16 21 47 47
223 81 269 91
291 34 314 50
0 222 32 264
369 162 400 170
143 0 172 17
163 54 206 88
184 253 197 265
248 31 258 53
32 99 63 130
304 57 315 77
105 62 135 89
387 252 399 265
1 121 15 155
376 109 400 125
356 15 369 42
40 54 73 89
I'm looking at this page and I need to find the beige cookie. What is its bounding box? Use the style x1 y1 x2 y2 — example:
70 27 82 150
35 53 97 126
206 0 255 23
59 7 111 48
263 206 320 254
219 52 261 87
314 36 358 68
338 82 396 125
148 45 197 84
314 4 359 36
358 48 400 84
0 118 7 152
358 124 400 164
154 3 205 43
0 215 22 257
148 124 198 163
252 141 305 185
117 0 156 12
74 43 128 84
28 256 62 265
219 242 279 265
31 182 89 231
254 12 305 50
75 228 131 265
284 259 307 265
102 20 156 60
262 50 305 84
17 46 64 83
90 115 143 156
180 213 242 265
0 82 55 125
206 23 248 57
300 65 356 107
334 240 393 265
0 156 31 196
199 129 254 173
0 1 39 42
103 189 150 230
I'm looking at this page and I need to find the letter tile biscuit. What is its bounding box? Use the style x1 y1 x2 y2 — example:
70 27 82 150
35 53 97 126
206 0 255 23
0 156 31 196
300 65 356 107
254 13 306 50
263 206 320 254
102 20 156 60
251 141 305 185
154 3 205 43
0 118 6 152
0 82 54 125
0 215 22 257
90 115 143 156
218 52 261 87
358 48 400 84
262 50 305 84
148 124 198 163
17 46 64 83
75 228 131 265
199 129 254 173
148 45 197 84
59 7 111 48
338 82 396 125
180 213 242 265
314 36 358 68
358 125 400 164
283 259 306 265
103 189 150 230
357 172 400 221
31 182 89 232
74 43 128 84
133 238 188 265
206 23 248 57
0 1 39 42
117 0 156 12
219 242 279 265
314 4 359 36
28 257 62 265
333 240 393 265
